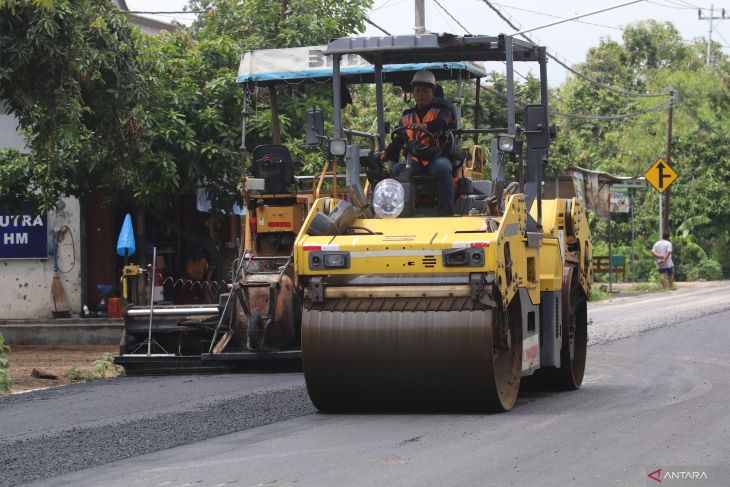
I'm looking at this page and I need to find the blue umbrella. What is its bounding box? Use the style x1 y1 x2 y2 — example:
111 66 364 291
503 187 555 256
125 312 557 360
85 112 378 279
116 213 136 260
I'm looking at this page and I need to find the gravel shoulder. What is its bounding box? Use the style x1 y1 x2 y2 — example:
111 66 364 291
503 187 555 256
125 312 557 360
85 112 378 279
587 280 730 345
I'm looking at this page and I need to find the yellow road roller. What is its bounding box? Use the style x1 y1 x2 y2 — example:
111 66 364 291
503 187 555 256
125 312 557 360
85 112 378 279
294 34 592 411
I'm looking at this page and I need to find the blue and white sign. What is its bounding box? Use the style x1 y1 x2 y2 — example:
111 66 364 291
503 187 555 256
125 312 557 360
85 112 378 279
0 204 48 259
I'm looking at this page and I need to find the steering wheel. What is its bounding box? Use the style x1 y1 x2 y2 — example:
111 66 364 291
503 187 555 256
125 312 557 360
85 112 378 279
391 125 437 155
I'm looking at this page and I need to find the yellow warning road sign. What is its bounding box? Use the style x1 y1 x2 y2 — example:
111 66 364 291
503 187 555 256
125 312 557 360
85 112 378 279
644 159 677 193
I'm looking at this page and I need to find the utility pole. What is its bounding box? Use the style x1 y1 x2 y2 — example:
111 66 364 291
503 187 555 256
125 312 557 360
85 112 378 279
415 0 426 34
698 5 727 66
663 88 675 238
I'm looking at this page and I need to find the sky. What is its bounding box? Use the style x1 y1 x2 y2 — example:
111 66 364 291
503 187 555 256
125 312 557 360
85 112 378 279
124 0 730 84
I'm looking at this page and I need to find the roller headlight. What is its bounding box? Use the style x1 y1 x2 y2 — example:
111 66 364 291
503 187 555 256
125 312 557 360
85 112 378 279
372 179 405 218
329 138 347 157
498 134 515 152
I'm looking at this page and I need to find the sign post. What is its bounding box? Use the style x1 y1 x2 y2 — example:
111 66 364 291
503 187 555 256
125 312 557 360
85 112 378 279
644 158 677 239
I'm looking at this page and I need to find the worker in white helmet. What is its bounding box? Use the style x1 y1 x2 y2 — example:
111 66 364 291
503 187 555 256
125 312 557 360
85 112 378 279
379 70 455 215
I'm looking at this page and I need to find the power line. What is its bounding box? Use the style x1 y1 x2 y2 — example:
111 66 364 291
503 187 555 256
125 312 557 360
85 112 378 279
373 0 396 11
553 100 670 120
364 16 392 35
480 0 668 98
480 80 668 122
668 0 703 8
431 0 472 34
498 1 722 49
713 21 730 45
646 0 696 9
430 0 457 34
405 1 672 123
492 2 624 31
373 0 408 11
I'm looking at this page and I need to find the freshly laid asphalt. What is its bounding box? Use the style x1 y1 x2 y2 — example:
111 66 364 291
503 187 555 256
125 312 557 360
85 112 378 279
0 375 312 486
1 281 729 487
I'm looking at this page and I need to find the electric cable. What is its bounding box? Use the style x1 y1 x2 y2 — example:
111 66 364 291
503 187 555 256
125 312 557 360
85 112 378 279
431 1 457 34
492 2 624 31
667 0 703 8
713 22 730 47
365 16 392 35
553 100 670 120
646 0 696 9
373 0 409 11
481 81 670 123
432 0 472 34
373 0 396 11
480 0 668 98
498 1 719 48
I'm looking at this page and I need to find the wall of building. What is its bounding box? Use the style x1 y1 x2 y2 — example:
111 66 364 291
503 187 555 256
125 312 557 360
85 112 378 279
1 104 83 320
0 197 83 319
128 15 177 36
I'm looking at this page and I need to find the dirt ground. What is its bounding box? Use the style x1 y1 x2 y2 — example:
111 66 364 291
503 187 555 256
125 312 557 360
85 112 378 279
5 345 117 394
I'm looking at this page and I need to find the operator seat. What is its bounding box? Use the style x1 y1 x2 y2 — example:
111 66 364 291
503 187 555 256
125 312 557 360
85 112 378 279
251 144 298 194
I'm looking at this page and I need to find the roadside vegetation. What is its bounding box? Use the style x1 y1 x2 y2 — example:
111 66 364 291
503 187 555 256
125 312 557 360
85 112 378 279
0 2 728 283
630 281 665 293
64 352 125 383
588 287 610 302
0 332 12 393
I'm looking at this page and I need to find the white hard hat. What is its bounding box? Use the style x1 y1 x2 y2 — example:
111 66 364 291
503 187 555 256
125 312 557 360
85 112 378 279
411 70 436 88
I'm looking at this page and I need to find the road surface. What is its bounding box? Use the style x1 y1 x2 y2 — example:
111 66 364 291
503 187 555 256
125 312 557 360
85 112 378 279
2 281 729 487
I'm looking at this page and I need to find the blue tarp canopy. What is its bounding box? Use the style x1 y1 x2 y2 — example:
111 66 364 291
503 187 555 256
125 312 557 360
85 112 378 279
237 45 487 85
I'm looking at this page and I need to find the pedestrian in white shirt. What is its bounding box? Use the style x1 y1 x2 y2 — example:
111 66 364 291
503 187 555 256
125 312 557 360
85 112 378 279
652 232 675 290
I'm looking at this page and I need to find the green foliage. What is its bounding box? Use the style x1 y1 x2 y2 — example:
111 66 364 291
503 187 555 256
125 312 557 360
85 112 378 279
0 0 373 212
0 0 152 211
588 286 609 302
184 0 373 182
0 331 13 393
0 0 53 12
683 258 723 281
93 352 125 378
64 366 95 383
64 352 124 382
631 281 663 293
554 20 730 281
189 0 371 50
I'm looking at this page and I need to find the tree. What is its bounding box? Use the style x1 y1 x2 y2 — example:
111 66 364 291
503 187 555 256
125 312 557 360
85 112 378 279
0 0 155 211
185 0 372 176
553 20 730 279
0 0 373 212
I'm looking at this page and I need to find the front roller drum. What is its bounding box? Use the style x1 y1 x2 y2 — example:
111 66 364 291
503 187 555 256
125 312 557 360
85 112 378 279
302 304 522 411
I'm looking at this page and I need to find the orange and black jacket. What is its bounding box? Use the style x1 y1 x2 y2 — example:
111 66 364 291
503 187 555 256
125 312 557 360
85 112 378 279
384 100 452 166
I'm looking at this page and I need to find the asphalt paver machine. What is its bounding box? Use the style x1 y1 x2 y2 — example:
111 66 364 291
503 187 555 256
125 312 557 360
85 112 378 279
114 44 490 374
294 34 593 411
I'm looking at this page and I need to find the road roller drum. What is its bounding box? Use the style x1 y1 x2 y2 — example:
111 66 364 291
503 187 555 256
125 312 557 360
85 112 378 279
302 297 523 411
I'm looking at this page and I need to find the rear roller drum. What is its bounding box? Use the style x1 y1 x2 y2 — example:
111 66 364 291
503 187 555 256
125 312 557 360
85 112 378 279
544 266 588 390
563 267 588 389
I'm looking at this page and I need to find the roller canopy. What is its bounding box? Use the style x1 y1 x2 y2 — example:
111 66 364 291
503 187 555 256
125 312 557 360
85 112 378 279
325 34 542 65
